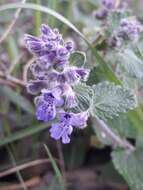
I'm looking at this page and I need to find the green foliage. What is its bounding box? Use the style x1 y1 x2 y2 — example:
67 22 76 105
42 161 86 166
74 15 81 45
70 51 86 68
0 86 34 115
44 144 65 190
74 82 93 111
90 81 137 120
0 123 51 147
112 148 143 190
106 10 131 37
117 49 143 80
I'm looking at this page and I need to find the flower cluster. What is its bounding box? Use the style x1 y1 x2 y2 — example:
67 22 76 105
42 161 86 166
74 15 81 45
95 0 127 20
109 18 143 48
24 24 90 144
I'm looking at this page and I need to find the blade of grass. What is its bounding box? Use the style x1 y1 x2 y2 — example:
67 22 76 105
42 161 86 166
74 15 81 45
7 36 19 63
0 0 26 44
35 0 41 35
44 144 65 190
0 2 121 84
7 146 28 190
0 86 34 115
0 122 52 147
0 3 88 44
47 0 57 27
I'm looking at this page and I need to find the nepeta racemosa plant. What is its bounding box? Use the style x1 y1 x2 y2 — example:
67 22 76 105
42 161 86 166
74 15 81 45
94 0 143 49
24 23 137 146
24 24 89 144
93 0 143 84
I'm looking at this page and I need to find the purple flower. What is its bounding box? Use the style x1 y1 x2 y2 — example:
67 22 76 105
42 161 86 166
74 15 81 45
65 41 74 52
62 84 77 108
35 93 56 122
25 24 90 144
102 0 115 9
63 67 89 84
95 8 108 20
71 111 89 129
30 62 48 80
50 111 89 143
40 24 62 43
56 46 70 62
24 34 43 55
27 80 48 95
118 18 143 42
75 68 90 81
109 18 143 48
35 89 63 122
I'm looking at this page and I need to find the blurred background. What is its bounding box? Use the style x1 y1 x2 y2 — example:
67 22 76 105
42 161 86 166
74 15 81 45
0 1 142 190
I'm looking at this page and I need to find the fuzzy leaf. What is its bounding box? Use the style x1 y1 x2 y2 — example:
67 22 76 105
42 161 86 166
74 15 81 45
117 49 143 79
90 81 137 119
74 83 93 112
70 51 86 68
112 148 143 190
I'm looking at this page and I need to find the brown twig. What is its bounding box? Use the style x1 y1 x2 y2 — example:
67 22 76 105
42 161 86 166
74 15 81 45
23 57 35 83
0 0 26 44
0 176 41 190
0 71 26 87
0 159 54 178
0 78 17 88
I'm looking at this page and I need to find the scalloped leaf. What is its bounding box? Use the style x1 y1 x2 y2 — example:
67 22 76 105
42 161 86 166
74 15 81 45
112 148 143 190
90 81 137 119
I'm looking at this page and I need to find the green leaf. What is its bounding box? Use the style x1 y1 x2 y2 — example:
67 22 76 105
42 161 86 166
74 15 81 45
107 114 137 138
74 83 93 112
0 86 34 115
35 0 41 35
90 81 137 119
117 49 143 80
70 51 86 67
112 148 143 190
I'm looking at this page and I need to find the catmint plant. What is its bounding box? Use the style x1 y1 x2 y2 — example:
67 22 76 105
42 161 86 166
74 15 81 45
95 0 127 20
109 18 143 48
24 24 90 144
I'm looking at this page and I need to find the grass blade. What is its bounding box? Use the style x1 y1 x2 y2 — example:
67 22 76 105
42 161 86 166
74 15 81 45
35 0 41 35
0 123 51 147
44 144 65 190
0 3 88 44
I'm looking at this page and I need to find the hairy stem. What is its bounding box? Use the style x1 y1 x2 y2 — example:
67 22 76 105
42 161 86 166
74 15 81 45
93 115 135 151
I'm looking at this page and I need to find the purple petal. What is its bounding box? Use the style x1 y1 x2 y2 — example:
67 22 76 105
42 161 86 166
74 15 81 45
40 24 52 35
50 123 73 144
71 111 89 129
75 68 90 81
27 80 47 95
65 41 74 52
24 34 43 54
50 123 63 140
64 67 80 84
95 8 108 20
36 103 56 122
102 0 115 9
